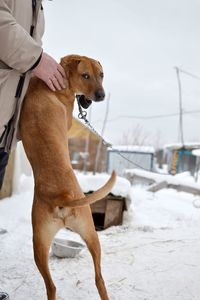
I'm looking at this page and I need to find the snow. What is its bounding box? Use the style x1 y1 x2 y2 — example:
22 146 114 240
76 172 131 197
0 173 200 300
125 168 200 190
192 149 200 156
109 145 155 154
163 142 200 150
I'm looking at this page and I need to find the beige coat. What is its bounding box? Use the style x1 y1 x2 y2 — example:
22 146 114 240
0 0 44 152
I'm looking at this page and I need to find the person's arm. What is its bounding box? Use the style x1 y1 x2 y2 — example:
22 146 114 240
32 52 67 91
0 1 42 73
0 1 67 91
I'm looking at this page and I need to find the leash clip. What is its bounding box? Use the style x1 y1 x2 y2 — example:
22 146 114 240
78 110 87 119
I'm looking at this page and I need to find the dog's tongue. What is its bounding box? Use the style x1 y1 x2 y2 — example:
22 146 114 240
78 95 92 109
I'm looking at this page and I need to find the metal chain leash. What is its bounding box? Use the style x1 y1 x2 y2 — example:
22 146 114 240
77 98 112 147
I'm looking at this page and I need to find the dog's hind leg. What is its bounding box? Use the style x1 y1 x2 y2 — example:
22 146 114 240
67 206 109 300
32 200 63 300
85 230 109 300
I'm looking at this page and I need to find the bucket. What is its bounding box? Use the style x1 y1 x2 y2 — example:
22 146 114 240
52 238 85 258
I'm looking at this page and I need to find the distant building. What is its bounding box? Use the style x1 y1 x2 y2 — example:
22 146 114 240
68 118 108 173
164 143 200 175
107 145 155 176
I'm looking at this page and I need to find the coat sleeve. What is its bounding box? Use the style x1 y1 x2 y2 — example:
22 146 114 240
0 1 43 73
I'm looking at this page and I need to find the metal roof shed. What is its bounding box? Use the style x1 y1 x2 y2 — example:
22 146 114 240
107 145 155 176
164 143 200 175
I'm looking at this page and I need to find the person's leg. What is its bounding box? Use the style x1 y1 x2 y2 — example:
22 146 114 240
0 148 9 189
0 292 9 300
0 150 10 300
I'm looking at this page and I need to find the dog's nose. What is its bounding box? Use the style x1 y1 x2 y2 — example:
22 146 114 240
95 89 105 101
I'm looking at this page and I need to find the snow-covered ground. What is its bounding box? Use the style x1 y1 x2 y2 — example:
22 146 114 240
0 173 200 300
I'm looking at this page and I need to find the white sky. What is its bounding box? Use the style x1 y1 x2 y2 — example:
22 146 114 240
43 0 200 147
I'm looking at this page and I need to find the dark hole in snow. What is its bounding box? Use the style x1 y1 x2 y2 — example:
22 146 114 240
92 213 105 231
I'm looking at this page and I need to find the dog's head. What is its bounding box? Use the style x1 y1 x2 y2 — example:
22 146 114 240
60 55 105 108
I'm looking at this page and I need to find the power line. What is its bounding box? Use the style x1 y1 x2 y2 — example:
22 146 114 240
93 109 200 123
92 67 200 129
177 67 200 81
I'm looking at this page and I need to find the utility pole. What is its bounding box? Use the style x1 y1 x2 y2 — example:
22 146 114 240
83 107 92 174
174 66 184 146
94 93 110 174
174 66 200 146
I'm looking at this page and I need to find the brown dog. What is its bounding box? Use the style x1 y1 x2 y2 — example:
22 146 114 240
19 55 116 300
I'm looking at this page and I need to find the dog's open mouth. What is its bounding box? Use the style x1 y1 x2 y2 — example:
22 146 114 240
77 95 92 109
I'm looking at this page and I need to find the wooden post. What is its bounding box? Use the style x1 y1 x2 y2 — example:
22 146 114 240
104 199 124 228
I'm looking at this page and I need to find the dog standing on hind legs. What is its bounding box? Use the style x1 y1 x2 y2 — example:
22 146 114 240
19 55 116 300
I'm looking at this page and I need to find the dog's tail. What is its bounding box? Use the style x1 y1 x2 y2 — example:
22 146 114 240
53 171 116 208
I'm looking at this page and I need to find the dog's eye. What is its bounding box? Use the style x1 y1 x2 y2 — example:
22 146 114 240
100 72 104 78
82 73 90 80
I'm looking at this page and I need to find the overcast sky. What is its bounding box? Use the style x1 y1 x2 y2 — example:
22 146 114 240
43 0 200 147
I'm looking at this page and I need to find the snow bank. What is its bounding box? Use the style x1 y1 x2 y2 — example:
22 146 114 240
125 168 200 189
164 142 200 150
1 174 200 300
129 186 200 230
76 172 131 197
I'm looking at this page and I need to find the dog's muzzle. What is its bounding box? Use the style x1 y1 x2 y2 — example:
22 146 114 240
94 89 105 102
77 89 105 109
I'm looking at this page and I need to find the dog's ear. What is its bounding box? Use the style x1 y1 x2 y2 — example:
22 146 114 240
60 56 81 78
60 55 82 67
97 61 102 67
74 59 81 65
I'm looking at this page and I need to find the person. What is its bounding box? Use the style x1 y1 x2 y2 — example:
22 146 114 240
0 0 67 185
0 1 67 298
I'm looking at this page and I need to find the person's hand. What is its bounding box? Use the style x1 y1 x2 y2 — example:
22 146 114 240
32 52 67 91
